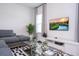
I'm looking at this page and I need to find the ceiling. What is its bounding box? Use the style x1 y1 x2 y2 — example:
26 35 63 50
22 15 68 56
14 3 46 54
20 3 43 8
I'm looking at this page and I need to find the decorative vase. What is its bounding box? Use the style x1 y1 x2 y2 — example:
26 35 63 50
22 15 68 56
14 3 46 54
29 34 33 41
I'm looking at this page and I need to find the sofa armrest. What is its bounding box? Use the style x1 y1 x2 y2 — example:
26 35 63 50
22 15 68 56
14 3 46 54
0 48 13 56
0 40 8 48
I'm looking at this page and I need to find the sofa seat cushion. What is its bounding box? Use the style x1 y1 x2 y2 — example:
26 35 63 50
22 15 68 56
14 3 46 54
0 40 8 48
0 48 13 56
16 35 30 41
0 36 19 43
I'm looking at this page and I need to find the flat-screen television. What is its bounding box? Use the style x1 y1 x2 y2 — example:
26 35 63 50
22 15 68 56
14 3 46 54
49 17 69 31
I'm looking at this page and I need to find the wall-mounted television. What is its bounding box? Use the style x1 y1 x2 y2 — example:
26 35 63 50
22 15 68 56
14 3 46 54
49 17 69 31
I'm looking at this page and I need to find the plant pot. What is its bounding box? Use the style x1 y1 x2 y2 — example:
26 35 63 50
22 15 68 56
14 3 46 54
29 34 33 41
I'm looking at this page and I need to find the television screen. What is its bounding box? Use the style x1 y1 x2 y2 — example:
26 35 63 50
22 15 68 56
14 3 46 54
49 17 69 31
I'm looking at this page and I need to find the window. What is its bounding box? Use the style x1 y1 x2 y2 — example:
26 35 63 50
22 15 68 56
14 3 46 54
36 6 43 33
36 14 42 33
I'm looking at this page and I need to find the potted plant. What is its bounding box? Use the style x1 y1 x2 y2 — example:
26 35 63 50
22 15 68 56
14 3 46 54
26 24 35 55
26 24 34 41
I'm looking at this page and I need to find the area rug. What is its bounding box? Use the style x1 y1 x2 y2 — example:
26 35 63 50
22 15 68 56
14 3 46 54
11 46 31 56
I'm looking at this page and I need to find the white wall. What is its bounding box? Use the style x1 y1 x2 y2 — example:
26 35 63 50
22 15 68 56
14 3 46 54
0 3 34 36
46 3 79 55
47 3 78 42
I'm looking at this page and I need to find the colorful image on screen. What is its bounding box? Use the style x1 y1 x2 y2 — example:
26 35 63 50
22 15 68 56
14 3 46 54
49 17 69 31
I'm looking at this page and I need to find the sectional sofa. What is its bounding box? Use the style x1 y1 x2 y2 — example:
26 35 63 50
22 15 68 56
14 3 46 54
0 30 30 56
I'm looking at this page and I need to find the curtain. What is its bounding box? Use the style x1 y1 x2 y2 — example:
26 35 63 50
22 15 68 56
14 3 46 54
34 3 47 38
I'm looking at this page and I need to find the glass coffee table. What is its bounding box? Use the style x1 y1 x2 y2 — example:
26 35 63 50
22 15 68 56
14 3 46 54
32 40 72 56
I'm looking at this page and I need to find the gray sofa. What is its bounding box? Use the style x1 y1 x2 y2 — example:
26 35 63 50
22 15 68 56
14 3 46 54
0 30 30 56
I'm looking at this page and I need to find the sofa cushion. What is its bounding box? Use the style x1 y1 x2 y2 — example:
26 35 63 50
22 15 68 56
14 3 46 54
0 48 13 56
0 30 13 34
0 33 16 38
0 37 19 43
0 40 8 48
0 30 16 38
16 35 30 41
